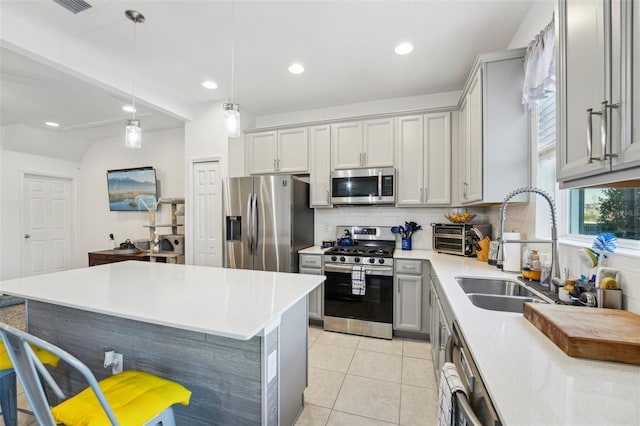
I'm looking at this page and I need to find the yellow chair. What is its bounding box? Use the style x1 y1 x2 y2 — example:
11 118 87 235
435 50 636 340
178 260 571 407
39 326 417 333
0 323 191 426
1 340 60 426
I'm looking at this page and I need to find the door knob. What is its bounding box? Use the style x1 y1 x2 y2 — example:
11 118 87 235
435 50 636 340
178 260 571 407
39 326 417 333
24 234 31 239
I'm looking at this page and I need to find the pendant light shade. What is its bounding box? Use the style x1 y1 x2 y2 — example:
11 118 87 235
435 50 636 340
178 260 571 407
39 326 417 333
125 10 144 148
125 119 142 149
224 0 241 138
223 103 240 138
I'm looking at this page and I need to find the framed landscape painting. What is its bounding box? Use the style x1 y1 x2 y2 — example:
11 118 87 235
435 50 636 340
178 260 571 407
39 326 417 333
106 167 158 211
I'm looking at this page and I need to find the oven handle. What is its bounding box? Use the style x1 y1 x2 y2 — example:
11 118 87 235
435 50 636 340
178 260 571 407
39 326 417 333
324 263 393 276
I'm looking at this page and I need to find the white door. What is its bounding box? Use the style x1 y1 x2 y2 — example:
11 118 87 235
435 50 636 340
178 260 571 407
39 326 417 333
22 174 73 277
395 115 424 206
277 127 309 173
192 161 221 267
363 118 395 167
248 131 278 174
331 122 363 169
424 112 451 205
309 125 332 207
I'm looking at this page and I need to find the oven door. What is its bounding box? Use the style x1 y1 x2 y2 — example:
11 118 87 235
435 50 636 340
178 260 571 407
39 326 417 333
323 264 393 323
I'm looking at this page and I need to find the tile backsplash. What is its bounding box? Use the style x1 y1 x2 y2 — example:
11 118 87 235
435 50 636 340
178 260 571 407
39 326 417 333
314 206 490 250
558 241 640 314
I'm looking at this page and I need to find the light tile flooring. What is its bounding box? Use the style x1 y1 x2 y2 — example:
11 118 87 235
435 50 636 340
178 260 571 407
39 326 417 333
0 326 438 426
296 326 438 426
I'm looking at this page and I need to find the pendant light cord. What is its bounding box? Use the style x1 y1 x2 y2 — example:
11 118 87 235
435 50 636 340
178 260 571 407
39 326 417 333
131 20 137 120
230 0 235 104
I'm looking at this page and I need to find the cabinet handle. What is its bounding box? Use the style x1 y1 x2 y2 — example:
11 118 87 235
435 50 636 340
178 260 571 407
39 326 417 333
602 101 619 160
462 182 468 199
363 152 367 166
359 152 363 167
24 234 31 239
277 158 281 171
273 159 277 171
424 187 428 202
326 190 330 204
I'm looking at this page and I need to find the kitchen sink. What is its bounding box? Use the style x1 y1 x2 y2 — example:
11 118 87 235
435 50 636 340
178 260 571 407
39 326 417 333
455 277 552 313
466 293 545 313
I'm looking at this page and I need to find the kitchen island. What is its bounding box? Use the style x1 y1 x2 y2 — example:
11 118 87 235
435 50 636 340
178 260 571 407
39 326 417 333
395 250 640 426
0 261 324 426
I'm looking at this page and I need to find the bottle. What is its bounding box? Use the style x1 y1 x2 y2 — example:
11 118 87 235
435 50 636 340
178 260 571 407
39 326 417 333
530 250 541 270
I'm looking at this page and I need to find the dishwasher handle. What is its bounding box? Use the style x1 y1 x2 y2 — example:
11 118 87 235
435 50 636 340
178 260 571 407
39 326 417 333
455 392 483 426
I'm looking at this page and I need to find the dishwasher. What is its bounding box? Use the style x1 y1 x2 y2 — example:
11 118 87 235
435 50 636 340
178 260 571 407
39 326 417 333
444 320 502 426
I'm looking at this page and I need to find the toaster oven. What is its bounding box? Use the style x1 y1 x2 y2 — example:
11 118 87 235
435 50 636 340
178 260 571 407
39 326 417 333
432 223 491 257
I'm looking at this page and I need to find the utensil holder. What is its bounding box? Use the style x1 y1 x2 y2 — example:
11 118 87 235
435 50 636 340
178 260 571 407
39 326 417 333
402 237 412 251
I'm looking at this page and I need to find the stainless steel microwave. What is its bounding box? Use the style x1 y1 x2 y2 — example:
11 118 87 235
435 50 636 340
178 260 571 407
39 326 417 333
331 167 395 205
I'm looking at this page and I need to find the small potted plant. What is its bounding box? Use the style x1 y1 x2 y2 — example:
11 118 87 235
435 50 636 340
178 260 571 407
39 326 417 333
391 221 423 250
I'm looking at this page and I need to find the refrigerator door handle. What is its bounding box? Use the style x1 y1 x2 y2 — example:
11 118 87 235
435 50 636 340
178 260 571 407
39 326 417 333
252 193 259 253
246 193 253 254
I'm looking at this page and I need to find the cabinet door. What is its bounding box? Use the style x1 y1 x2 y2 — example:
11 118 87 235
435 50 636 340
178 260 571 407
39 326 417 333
615 0 640 170
459 95 470 203
466 69 483 203
437 303 451 373
557 0 610 181
248 131 278 174
299 264 324 320
424 112 451 205
309 125 332 207
278 128 308 173
363 118 395 168
394 274 422 332
395 115 424 206
331 122 363 169
430 283 440 369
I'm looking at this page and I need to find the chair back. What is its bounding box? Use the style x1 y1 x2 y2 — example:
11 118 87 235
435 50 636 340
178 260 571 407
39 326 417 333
0 323 119 425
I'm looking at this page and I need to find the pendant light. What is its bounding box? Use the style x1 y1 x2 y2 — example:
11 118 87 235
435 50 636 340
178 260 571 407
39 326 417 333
223 0 240 137
125 10 145 148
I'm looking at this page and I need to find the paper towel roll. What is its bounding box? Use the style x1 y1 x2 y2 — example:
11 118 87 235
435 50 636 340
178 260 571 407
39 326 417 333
502 232 521 272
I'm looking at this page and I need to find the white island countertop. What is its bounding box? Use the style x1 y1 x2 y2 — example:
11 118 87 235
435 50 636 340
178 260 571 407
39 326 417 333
0 261 324 341
395 249 640 426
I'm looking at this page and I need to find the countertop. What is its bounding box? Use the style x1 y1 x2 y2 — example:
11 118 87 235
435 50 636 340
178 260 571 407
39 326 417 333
395 249 640 426
0 261 324 341
298 246 331 255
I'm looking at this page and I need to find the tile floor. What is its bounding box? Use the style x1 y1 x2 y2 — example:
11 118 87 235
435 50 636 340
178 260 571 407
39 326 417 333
0 326 438 426
296 326 438 426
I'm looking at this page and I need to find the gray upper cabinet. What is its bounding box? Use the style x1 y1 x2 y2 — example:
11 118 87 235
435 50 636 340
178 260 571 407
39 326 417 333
395 113 451 206
458 50 530 204
557 0 640 188
331 118 394 170
247 128 309 174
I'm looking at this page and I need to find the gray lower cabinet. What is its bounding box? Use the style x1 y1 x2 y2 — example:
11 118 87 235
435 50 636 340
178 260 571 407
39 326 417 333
394 260 430 334
299 254 324 321
430 274 451 379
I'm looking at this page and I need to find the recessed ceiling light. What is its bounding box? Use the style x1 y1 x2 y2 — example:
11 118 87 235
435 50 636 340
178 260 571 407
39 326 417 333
288 63 304 74
122 105 136 113
202 80 218 89
394 42 414 55
45 121 60 127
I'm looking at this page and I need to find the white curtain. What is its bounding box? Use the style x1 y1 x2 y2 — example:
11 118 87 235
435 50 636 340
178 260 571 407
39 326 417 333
522 15 555 105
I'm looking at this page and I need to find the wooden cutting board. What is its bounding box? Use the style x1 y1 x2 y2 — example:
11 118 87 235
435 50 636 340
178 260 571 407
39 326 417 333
523 303 640 365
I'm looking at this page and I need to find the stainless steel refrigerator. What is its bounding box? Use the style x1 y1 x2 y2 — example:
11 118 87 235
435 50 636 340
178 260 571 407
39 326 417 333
223 175 314 272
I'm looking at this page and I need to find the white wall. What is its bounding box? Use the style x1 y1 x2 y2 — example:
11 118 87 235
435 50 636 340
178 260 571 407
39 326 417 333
508 0 555 49
79 128 185 261
254 91 461 129
0 149 81 280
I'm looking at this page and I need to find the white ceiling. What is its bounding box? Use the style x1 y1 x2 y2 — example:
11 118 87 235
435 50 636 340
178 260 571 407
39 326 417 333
0 0 535 157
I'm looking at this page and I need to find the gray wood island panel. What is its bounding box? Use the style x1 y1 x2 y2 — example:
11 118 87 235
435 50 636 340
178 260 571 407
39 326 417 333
29 300 266 425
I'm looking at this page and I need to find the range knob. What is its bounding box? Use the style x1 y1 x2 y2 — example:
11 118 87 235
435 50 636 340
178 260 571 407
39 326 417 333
331 256 337 261
340 256 346 262
378 258 385 264
354 257 360 263
368 258 375 264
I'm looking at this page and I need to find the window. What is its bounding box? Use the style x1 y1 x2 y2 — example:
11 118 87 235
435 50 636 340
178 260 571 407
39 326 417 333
570 188 640 240
534 95 558 239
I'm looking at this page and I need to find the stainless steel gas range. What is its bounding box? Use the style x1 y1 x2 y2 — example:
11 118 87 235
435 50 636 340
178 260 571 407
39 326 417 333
323 226 395 339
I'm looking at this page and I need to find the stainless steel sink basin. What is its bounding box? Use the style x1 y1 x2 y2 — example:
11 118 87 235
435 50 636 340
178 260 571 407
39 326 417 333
455 277 552 313
455 277 540 298
466 293 545 313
